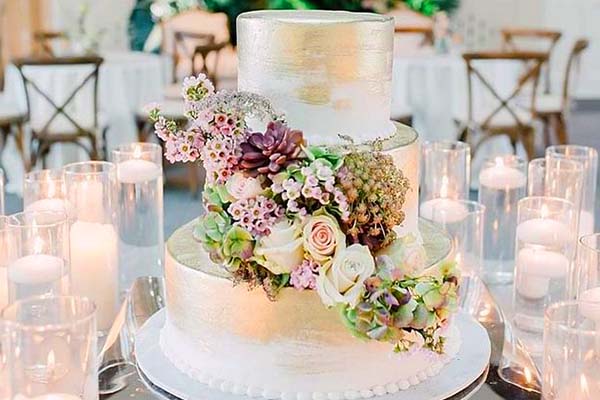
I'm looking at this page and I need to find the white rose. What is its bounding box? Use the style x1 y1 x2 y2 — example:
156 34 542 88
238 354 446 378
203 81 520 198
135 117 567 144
255 219 303 274
225 173 263 200
316 244 375 307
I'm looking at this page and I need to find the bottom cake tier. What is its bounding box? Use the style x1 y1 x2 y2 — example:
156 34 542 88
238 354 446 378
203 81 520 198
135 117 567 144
162 221 460 400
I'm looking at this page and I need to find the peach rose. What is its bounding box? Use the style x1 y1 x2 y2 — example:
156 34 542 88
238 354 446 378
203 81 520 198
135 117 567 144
303 213 346 262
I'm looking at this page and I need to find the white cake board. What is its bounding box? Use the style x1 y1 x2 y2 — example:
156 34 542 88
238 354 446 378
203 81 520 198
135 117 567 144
135 310 490 400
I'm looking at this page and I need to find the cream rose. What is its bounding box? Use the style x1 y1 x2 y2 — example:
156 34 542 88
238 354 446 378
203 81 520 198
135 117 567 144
255 219 303 274
377 235 426 277
303 213 346 262
225 173 263 200
316 244 375 307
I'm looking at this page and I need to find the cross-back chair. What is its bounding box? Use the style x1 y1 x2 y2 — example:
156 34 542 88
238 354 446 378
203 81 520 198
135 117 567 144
34 31 70 57
173 30 227 84
501 28 562 93
0 1 29 172
534 39 589 145
460 51 547 160
15 56 105 168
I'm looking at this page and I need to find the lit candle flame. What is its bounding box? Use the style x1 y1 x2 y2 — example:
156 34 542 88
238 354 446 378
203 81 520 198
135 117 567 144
580 374 589 396
33 237 44 254
495 156 505 167
541 204 549 218
133 145 142 159
47 180 56 198
47 350 56 377
440 176 449 198
524 367 532 384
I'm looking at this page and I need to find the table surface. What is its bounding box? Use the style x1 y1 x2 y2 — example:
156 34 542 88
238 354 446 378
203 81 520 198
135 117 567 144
98 277 541 400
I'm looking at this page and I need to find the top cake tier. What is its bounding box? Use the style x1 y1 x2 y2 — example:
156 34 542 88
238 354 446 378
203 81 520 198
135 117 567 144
237 10 395 145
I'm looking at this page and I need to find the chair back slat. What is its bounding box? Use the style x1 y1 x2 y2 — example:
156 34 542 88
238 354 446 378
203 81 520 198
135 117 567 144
500 27 561 93
562 38 589 106
160 8 230 83
462 51 547 130
394 26 434 47
33 31 70 57
14 56 104 165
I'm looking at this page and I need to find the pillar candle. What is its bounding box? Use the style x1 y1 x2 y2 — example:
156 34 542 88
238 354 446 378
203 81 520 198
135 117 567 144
70 221 118 331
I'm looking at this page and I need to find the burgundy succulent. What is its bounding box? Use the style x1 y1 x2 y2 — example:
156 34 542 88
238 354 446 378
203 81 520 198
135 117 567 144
239 121 305 176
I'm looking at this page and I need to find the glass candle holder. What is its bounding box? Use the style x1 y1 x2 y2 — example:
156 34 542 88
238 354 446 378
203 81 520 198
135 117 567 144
527 158 546 196
2 296 98 399
543 301 600 400
111 143 164 295
0 216 11 310
0 168 5 215
431 200 485 277
547 145 598 236
63 162 118 333
573 233 600 302
513 197 577 334
23 169 69 214
6 211 70 303
479 155 527 285
528 157 584 236
420 141 470 219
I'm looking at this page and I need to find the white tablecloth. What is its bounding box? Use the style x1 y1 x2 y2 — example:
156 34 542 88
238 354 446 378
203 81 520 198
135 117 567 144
1 51 172 193
391 51 531 187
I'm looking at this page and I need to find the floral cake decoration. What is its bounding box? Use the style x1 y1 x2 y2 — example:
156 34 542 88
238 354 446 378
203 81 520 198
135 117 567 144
148 74 460 354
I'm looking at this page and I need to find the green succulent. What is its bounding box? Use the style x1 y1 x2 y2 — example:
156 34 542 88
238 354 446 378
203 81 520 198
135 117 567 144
304 146 344 171
193 211 231 262
222 226 255 270
203 184 234 211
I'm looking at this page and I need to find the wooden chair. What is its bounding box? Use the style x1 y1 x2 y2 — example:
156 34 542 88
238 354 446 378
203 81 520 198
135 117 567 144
459 51 547 160
394 26 434 47
534 39 589 145
33 31 69 57
172 31 227 85
14 56 106 168
501 28 561 93
0 3 29 171
161 9 231 84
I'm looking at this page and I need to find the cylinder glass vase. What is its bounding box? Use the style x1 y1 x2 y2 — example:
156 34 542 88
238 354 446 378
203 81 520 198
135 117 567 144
420 141 470 220
479 155 527 285
6 211 70 303
23 169 69 214
513 197 577 334
111 143 164 294
430 199 485 277
2 296 98 399
0 168 4 215
63 161 118 333
543 301 600 400
573 233 600 302
547 145 598 236
0 216 10 310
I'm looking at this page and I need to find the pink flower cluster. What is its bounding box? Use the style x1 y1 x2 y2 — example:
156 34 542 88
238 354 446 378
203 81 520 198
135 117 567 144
290 260 320 290
163 128 205 163
272 160 350 220
227 195 284 237
202 135 242 184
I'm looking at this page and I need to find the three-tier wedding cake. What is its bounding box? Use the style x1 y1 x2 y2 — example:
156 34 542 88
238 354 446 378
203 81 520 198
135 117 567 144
151 10 461 400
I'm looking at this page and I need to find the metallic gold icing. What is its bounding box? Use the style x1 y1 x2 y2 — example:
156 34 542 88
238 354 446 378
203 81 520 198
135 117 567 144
237 10 396 145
